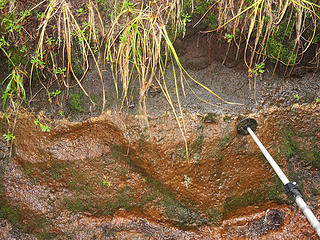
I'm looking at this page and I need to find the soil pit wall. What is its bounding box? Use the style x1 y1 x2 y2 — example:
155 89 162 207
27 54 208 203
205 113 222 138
0 104 319 239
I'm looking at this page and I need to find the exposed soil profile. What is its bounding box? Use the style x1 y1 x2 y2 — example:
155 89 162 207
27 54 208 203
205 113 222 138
0 13 320 240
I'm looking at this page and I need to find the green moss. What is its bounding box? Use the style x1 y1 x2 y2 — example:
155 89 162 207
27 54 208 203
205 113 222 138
65 197 91 213
280 126 320 170
267 176 286 203
162 196 206 228
70 92 83 112
144 176 207 228
0 199 21 226
72 58 83 76
49 162 68 179
0 196 51 235
111 145 209 228
214 130 234 162
208 209 223 226
280 126 299 158
66 168 94 194
224 181 285 214
223 115 232 122
267 38 296 65
8 47 28 70
311 150 320 169
37 232 57 240
203 113 218 123
310 186 320 196
110 187 136 211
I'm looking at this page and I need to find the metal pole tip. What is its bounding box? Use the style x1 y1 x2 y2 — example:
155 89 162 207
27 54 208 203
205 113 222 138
237 118 258 135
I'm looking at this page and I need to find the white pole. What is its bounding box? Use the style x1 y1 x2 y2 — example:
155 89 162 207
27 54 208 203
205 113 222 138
247 127 289 185
246 127 320 237
296 196 320 236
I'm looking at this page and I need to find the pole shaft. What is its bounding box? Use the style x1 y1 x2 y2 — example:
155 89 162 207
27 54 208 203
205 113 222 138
247 127 289 185
296 196 320 237
246 127 320 237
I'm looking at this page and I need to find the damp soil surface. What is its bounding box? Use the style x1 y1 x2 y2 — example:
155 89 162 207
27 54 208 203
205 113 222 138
25 34 320 122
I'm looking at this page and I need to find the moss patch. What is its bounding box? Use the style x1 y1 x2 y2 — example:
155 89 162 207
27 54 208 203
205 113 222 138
224 180 285 215
214 130 234 162
280 126 320 170
208 208 223 226
65 197 91 213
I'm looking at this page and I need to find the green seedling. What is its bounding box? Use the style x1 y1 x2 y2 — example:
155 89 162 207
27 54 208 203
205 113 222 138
34 118 40 126
19 9 31 19
122 0 134 8
34 119 50 132
316 97 320 103
76 8 87 16
181 12 191 25
120 34 127 43
102 179 111 187
59 110 64 116
53 67 67 75
31 51 46 68
20 46 26 53
224 33 234 43
293 94 300 100
36 12 45 20
40 124 50 132
3 131 15 141
0 36 9 48
45 37 55 46
49 90 61 98
255 62 265 74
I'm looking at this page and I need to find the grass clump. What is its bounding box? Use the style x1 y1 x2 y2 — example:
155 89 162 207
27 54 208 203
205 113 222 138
203 0 320 77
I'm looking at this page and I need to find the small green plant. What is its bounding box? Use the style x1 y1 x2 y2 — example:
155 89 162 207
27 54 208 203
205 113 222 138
53 67 66 75
40 124 50 132
30 51 46 69
59 110 64 116
45 37 55 46
34 119 50 132
181 12 191 25
49 90 61 98
293 94 300 100
122 0 134 8
255 62 265 74
19 9 31 19
102 179 111 187
0 0 8 10
3 131 15 141
76 8 87 16
2 12 22 33
182 175 192 190
316 97 320 103
224 33 234 43
36 11 45 20
34 118 40 126
180 12 191 37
